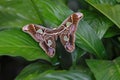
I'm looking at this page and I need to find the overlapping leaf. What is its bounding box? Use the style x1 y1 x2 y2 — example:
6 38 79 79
16 67 91 80
76 20 106 59
0 0 72 61
86 57 120 80
82 10 113 39
0 0 42 28
32 0 107 59
104 26 120 38
33 0 73 27
86 0 120 28
0 0 107 60
0 28 50 61
16 62 53 80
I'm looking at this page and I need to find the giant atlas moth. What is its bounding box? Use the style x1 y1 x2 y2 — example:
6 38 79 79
22 12 83 57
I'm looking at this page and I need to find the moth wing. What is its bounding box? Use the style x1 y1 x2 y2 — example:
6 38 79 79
22 24 45 42
59 12 83 52
22 24 57 57
59 25 76 52
39 34 56 57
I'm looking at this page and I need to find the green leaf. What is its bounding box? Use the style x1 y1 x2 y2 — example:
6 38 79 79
16 62 53 80
117 0 120 3
71 47 86 68
16 69 92 80
86 57 120 80
76 20 106 59
86 0 120 28
33 0 73 27
0 0 42 28
0 0 73 28
82 10 113 39
104 26 120 38
0 28 50 61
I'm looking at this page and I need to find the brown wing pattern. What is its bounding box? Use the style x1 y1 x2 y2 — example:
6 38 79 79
22 12 83 57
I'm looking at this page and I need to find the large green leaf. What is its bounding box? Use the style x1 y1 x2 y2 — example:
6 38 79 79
16 55 92 80
86 57 120 80
0 0 107 60
0 0 73 28
82 10 113 39
0 28 50 61
37 70 92 80
0 0 73 58
104 26 120 38
86 0 120 28
0 0 42 28
16 69 92 80
0 0 73 62
76 20 106 59
33 0 73 27
117 0 120 2
16 62 53 80
32 0 107 59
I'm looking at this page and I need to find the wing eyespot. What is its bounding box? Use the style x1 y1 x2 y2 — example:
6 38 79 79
63 35 69 41
66 22 72 27
36 29 44 34
47 40 53 47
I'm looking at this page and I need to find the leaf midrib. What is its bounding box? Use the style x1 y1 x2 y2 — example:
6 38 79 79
77 33 101 58
30 0 44 24
0 46 40 50
86 0 120 28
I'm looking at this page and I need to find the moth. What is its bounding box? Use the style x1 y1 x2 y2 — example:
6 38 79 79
22 12 83 57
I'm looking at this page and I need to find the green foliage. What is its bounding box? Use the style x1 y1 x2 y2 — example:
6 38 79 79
0 0 42 27
82 10 113 39
0 28 50 61
76 20 106 59
32 0 73 27
86 57 120 80
16 65 92 80
0 0 120 80
16 62 53 80
86 0 120 28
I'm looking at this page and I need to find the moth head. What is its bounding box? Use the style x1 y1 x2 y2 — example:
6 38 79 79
73 12 83 19
71 12 83 24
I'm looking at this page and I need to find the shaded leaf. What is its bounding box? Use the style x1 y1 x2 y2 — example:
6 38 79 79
82 10 113 39
33 0 73 27
78 0 89 10
71 47 86 68
16 62 53 80
86 57 120 80
0 0 42 28
0 0 72 28
104 26 120 38
86 0 120 28
0 28 50 61
117 0 120 2
76 20 106 59
16 69 92 80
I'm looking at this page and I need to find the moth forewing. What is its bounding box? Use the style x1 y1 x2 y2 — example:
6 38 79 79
59 12 83 53
22 24 41 42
